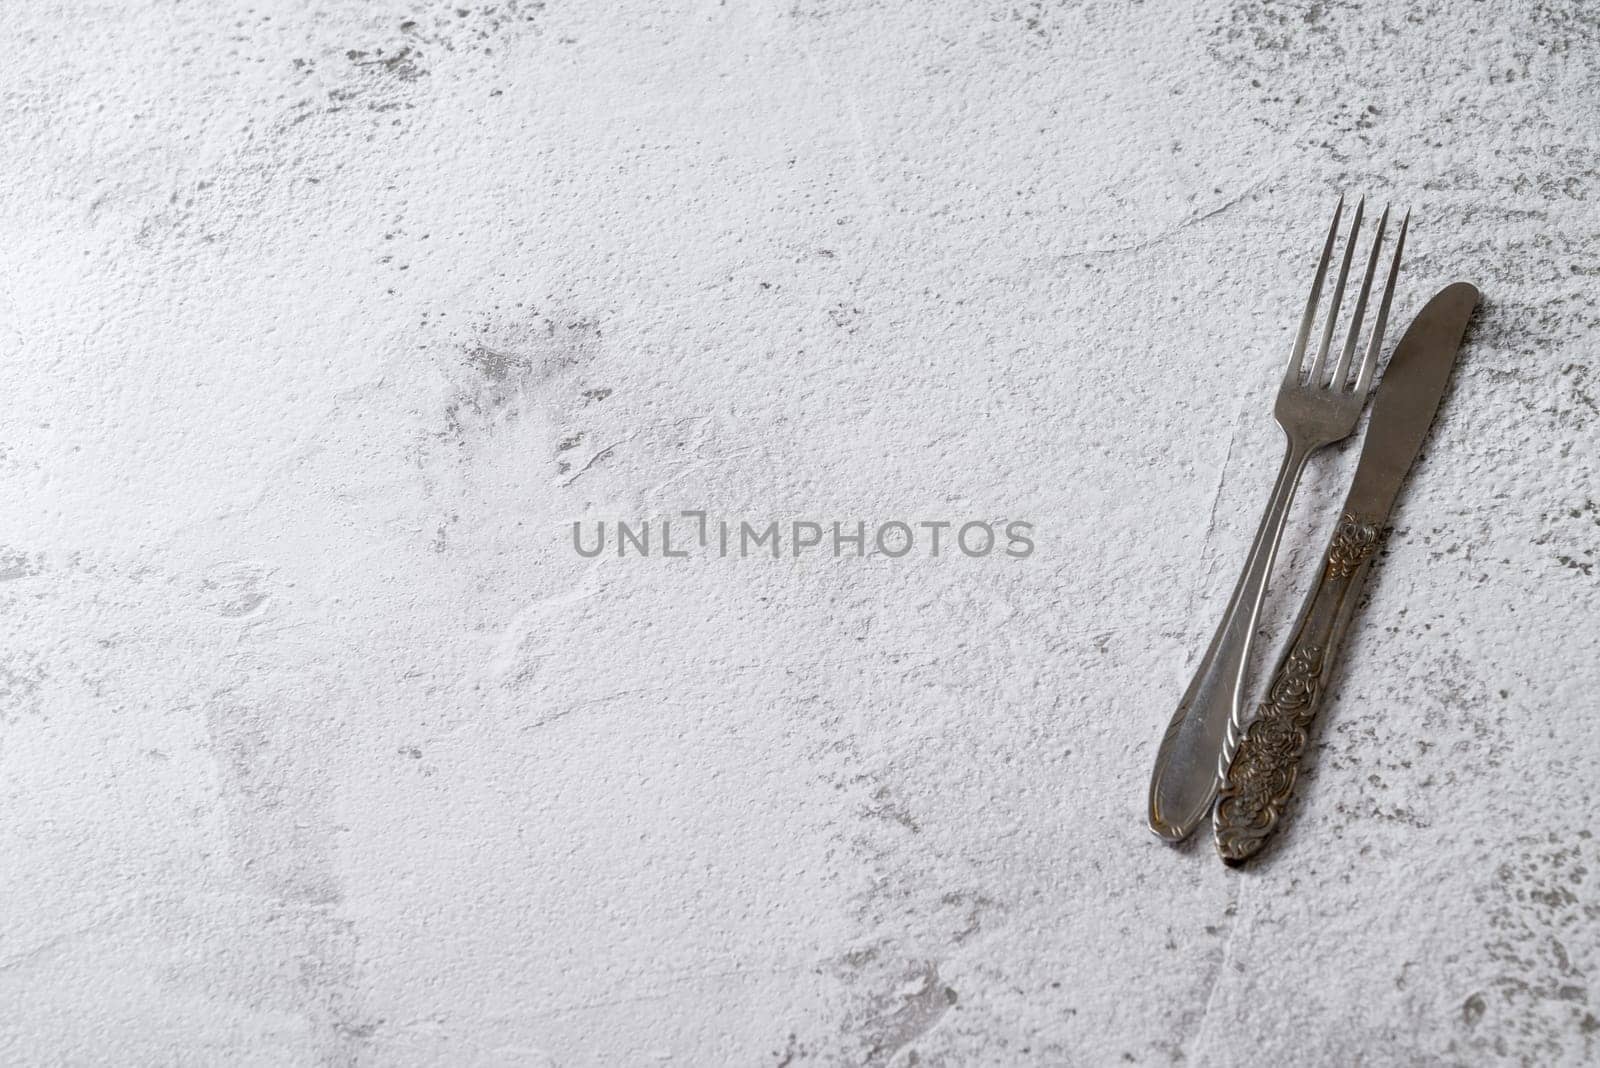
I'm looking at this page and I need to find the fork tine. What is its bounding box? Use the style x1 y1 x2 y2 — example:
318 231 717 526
1308 197 1364 387
1286 195 1344 384
1332 204 1390 390
1355 209 1409 397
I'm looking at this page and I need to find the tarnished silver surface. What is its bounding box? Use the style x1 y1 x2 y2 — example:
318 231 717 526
1147 198 1407 843
1215 282 1482 863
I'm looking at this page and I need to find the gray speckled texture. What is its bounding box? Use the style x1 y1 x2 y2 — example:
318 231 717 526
2 1 1597 1064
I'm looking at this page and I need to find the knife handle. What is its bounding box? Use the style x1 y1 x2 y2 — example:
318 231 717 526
1212 510 1386 863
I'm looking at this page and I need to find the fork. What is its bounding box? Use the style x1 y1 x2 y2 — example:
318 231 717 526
1146 196 1407 843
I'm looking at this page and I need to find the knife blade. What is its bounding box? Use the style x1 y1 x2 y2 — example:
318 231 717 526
1212 281 1480 863
1343 281 1481 520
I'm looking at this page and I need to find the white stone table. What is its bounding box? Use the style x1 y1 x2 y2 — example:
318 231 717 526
2 1 1597 1063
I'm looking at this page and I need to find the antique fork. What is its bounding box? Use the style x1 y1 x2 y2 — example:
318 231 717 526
1147 196 1407 843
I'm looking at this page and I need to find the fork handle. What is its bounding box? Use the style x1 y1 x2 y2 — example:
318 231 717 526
1147 432 1314 842
1212 510 1385 863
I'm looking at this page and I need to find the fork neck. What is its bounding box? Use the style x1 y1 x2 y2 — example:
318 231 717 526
1276 419 1339 463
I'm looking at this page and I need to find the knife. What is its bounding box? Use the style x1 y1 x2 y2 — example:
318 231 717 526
1212 282 1481 864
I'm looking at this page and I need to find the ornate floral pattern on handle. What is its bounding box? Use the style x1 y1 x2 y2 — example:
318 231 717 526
1213 512 1385 863
1326 513 1384 578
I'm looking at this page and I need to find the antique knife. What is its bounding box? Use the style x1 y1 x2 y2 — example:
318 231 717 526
1212 282 1480 864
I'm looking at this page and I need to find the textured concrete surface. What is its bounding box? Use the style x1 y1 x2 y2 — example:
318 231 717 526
2 1 1598 1064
